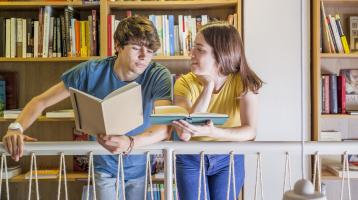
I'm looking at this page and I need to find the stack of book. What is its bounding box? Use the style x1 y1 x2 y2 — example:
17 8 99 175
3 109 21 119
45 109 74 118
1 165 21 179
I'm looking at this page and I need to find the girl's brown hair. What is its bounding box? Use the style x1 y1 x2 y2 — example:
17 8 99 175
199 21 263 93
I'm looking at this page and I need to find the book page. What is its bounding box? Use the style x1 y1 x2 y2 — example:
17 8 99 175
104 82 139 100
153 105 189 116
190 113 228 117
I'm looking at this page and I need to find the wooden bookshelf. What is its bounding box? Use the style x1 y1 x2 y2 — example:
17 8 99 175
0 1 242 199
312 1 358 198
312 1 358 140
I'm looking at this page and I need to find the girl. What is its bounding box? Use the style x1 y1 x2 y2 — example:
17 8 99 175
173 21 263 200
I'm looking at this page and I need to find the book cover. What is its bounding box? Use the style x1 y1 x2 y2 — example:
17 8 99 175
150 105 228 125
340 69 358 111
69 82 143 136
350 16 358 52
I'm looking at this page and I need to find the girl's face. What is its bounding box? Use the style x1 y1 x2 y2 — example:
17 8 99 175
190 33 219 76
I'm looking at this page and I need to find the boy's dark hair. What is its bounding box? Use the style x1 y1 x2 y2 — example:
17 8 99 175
113 16 160 55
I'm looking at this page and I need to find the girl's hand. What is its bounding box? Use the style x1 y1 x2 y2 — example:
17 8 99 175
172 120 215 138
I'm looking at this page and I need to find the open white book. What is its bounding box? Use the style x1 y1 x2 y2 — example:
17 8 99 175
150 105 228 125
69 82 143 136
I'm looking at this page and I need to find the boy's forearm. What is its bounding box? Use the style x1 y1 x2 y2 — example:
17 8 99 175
132 125 170 148
15 97 46 132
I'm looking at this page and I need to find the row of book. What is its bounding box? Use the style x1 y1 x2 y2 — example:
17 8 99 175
108 13 238 57
147 183 178 200
0 6 99 58
321 69 358 114
320 1 351 53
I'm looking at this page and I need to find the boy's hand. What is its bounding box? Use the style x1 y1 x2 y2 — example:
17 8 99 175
2 130 37 161
97 134 131 154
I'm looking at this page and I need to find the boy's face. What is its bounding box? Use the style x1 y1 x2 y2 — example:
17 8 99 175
116 42 154 75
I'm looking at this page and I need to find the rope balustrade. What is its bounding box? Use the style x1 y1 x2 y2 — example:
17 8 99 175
0 141 357 199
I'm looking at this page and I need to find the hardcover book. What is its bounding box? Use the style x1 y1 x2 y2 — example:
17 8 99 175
69 82 143 136
150 105 228 125
340 69 358 111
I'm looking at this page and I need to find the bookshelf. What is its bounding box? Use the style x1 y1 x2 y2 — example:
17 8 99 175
312 0 358 186
0 0 242 199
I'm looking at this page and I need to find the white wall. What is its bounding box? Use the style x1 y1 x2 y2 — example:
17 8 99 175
243 0 310 199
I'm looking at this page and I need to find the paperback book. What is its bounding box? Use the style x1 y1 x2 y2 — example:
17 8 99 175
69 82 143 136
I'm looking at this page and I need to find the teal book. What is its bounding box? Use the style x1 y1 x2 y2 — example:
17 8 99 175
0 80 5 115
150 106 228 125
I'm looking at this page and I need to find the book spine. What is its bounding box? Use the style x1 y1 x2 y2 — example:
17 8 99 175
34 21 39 58
107 15 111 56
337 75 346 114
5 19 10 58
0 17 5 57
329 74 338 114
10 18 16 58
26 18 33 58
92 10 97 56
22 19 27 58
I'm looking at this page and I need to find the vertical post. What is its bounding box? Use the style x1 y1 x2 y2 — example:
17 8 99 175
164 148 173 200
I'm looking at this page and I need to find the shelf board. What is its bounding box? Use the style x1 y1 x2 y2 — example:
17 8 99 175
320 53 358 59
153 55 190 61
321 114 358 119
322 0 358 7
10 172 87 182
0 116 74 122
0 56 100 62
0 1 99 9
109 0 237 10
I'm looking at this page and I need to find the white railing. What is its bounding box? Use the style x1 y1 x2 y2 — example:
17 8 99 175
1 141 358 200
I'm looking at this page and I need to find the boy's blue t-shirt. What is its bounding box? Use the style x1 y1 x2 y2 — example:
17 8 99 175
61 56 171 179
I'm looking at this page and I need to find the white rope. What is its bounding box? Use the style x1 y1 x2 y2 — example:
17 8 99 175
282 152 292 195
254 153 264 200
115 153 125 200
86 152 97 200
340 152 351 200
173 151 179 200
312 152 321 192
226 151 236 200
0 153 10 200
144 152 154 200
57 153 68 200
197 152 207 200
28 153 39 200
